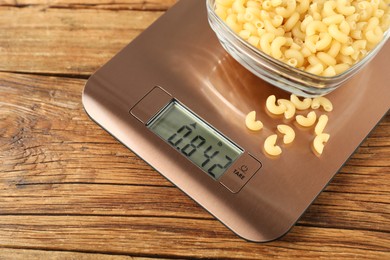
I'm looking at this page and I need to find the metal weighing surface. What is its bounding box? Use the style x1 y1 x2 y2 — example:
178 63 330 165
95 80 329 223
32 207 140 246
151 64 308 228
82 0 390 242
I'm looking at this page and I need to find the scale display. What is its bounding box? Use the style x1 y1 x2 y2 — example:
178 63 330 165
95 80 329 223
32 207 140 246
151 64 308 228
147 101 243 179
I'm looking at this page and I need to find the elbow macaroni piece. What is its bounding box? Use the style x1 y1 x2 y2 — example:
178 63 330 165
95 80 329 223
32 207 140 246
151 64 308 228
290 94 312 110
313 133 330 155
271 36 287 59
260 32 275 55
336 0 356 16
306 21 327 36
323 14 345 25
271 0 283 7
285 49 305 67
322 66 337 76
277 99 296 119
316 32 333 50
327 40 342 57
287 58 298 67
284 12 300 31
315 114 329 135
266 95 287 115
264 134 282 156
317 52 337 66
297 0 310 14
296 111 317 127
322 1 337 17
245 111 264 131
215 0 390 77
311 97 334 112
276 0 296 18
306 63 324 75
277 124 296 144
328 24 349 43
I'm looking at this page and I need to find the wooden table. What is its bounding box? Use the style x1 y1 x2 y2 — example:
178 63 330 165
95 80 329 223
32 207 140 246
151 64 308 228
1 1 389 259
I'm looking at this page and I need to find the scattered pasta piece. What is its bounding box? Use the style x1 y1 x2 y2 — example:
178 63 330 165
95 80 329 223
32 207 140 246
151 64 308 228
296 111 317 127
311 97 333 112
315 114 329 135
277 99 296 119
264 134 282 156
266 95 287 115
313 133 330 155
290 94 312 110
277 124 295 144
245 111 263 131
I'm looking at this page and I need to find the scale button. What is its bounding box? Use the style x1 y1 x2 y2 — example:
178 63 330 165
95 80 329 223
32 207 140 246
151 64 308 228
219 153 261 193
130 86 172 124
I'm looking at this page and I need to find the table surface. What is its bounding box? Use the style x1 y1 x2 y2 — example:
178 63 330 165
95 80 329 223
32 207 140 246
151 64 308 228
0 0 389 259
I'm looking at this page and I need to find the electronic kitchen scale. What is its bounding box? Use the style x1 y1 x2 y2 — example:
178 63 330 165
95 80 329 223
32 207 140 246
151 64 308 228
83 0 390 242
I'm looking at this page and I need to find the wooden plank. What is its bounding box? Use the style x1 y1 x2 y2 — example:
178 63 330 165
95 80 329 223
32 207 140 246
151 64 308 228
1 0 177 10
1 72 389 259
0 215 389 259
0 72 170 186
1 72 389 188
0 72 388 188
0 248 164 260
300 192 390 232
0 72 389 232
0 182 389 232
0 184 209 219
0 6 164 75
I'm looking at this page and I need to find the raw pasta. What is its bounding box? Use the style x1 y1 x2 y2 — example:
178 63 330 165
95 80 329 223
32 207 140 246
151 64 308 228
245 111 264 131
215 0 390 76
277 124 296 144
264 134 282 156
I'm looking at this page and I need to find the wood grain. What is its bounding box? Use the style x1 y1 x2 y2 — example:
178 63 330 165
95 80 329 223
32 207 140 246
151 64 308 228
1 0 177 10
0 248 163 260
0 0 389 258
1 71 389 258
0 6 164 76
0 216 389 259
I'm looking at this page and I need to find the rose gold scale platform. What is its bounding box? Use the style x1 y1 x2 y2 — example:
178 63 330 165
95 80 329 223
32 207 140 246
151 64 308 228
83 0 390 242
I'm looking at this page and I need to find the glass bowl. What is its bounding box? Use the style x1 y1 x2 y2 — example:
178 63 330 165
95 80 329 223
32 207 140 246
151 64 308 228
206 0 390 97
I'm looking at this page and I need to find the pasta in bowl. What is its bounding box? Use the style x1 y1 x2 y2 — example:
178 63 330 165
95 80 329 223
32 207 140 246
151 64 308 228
206 0 390 97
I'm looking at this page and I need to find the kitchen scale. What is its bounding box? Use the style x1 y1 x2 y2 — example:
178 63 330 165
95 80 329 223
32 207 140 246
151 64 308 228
83 0 390 242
